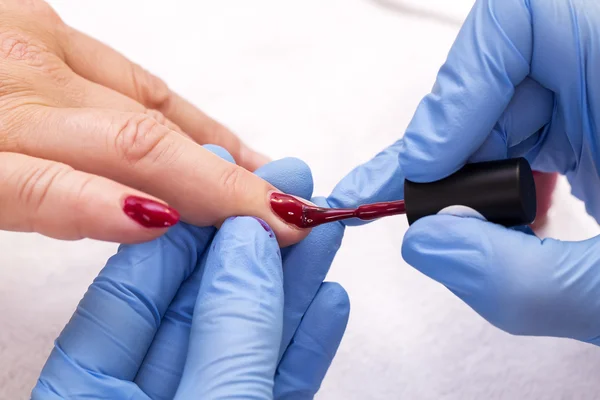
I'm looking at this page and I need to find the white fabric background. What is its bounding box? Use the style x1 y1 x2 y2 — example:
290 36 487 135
2 1 600 399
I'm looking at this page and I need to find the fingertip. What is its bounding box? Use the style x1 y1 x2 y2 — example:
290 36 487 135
398 127 465 183
328 141 405 214
401 216 441 264
316 282 351 320
401 214 488 267
255 157 314 200
266 196 314 248
253 158 315 246
402 214 541 279
219 216 279 251
203 144 235 164
207 161 311 248
116 196 182 243
271 223 311 248
117 226 168 244
207 216 283 296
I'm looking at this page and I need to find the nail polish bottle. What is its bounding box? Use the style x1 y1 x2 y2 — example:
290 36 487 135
530 171 557 229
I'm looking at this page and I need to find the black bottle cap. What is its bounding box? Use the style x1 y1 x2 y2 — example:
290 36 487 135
404 158 537 227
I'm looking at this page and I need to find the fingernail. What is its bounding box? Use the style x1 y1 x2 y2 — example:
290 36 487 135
438 205 487 221
123 196 180 228
269 191 316 228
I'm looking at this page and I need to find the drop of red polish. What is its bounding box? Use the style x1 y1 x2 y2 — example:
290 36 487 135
123 196 180 228
269 192 406 229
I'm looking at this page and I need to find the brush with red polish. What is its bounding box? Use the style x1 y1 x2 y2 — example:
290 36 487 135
270 158 539 229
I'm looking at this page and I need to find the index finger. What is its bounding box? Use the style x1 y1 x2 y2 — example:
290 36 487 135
18 107 308 247
175 217 283 399
400 0 532 182
61 27 269 170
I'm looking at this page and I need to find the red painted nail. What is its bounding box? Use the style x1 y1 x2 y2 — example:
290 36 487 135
123 196 180 228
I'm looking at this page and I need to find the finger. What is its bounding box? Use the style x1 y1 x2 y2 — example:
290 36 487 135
399 0 532 182
327 78 552 226
274 282 350 399
0 152 178 243
70 77 189 136
328 141 405 225
135 157 314 400
62 28 269 170
468 77 554 165
19 107 308 246
401 215 600 343
34 222 215 397
277 197 345 360
36 145 229 398
157 92 271 171
254 157 314 199
175 217 282 399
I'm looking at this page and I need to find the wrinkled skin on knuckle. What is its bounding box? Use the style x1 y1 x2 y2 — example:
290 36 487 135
218 165 244 193
145 109 184 135
14 161 94 240
114 114 178 166
0 0 74 89
211 164 265 222
0 3 74 141
0 29 72 86
15 160 71 219
0 30 45 63
66 172 99 239
144 109 169 126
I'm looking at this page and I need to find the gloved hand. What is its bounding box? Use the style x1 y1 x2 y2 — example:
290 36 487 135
33 147 349 399
330 0 600 344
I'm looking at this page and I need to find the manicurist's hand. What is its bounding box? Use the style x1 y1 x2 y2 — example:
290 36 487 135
32 151 349 399
0 0 307 246
330 0 600 344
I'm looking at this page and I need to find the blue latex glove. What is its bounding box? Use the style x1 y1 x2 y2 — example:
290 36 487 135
33 146 349 399
330 0 600 343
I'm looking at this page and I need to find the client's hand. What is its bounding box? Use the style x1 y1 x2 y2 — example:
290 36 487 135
0 0 307 246
32 152 349 399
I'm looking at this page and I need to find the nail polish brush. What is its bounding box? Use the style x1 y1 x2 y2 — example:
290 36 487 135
270 158 537 228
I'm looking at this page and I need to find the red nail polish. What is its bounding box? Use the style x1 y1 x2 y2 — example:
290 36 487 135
269 192 406 229
123 196 180 228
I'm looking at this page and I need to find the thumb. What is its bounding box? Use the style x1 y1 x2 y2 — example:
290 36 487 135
402 215 600 344
399 0 531 182
175 217 283 400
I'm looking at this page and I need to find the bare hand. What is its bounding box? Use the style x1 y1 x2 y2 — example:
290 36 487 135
0 0 306 246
